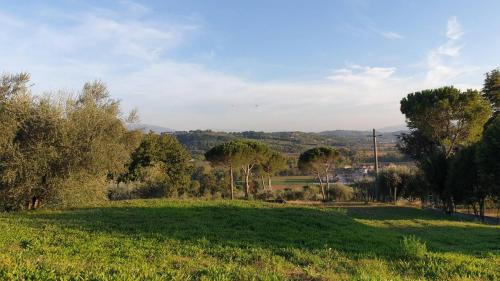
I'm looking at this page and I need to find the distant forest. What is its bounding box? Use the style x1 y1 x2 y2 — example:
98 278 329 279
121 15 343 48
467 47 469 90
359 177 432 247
172 129 409 163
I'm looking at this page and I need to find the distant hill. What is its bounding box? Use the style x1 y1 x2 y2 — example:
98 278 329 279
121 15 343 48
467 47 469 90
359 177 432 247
319 130 370 138
378 124 408 133
127 123 174 133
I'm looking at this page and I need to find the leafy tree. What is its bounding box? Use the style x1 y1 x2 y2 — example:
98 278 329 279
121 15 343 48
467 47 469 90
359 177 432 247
205 141 243 199
402 171 430 205
233 140 271 199
399 87 491 211
476 115 500 215
298 147 341 201
377 165 411 204
447 144 482 217
354 178 374 203
483 68 500 111
0 74 139 210
125 132 192 197
401 87 491 158
206 140 270 199
261 151 288 190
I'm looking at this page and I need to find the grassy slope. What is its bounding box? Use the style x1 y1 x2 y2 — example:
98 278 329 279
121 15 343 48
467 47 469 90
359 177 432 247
0 200 498 280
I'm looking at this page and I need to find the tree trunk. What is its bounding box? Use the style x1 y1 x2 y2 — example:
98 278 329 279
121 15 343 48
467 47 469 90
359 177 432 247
317 172 325 201
244 166 250 199
479 199 485 222
267 174 272 191
229 166 234 200
394 187 397 205
325 171 330 201
260 176 266 191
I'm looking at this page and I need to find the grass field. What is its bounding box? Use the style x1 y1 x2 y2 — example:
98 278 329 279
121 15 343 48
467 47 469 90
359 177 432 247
0 200 499 280
271 176 315 189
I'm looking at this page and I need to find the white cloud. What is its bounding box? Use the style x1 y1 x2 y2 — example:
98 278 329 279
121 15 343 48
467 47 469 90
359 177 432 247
446 16 463 40
326 65 396 86
0 9 482 131
380 31 404 39
424 16 476 87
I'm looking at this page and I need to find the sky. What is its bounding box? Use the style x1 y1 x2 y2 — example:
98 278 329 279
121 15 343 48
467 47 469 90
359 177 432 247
1 0 499 132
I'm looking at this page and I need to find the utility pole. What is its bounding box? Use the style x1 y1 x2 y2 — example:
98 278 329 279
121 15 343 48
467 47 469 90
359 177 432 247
371 129 382 200
372 129 379 176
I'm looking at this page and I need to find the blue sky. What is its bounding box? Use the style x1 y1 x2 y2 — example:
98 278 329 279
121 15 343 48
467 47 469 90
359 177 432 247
1 0 499 131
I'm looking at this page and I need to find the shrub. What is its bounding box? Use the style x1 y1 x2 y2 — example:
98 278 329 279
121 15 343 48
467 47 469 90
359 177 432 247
401 235 427 260
327 184 354 201
302 186 321 201
277 188 304 201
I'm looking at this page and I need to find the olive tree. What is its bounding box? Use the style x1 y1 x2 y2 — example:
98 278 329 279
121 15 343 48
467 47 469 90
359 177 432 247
0 74 140 210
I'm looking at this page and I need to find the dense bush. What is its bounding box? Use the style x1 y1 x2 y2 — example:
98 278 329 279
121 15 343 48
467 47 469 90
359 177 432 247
327 184 354 202
121 133 192 197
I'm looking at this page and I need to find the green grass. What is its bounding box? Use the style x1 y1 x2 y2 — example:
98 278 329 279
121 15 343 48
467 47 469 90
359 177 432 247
0 200 498 280
271 176 315 187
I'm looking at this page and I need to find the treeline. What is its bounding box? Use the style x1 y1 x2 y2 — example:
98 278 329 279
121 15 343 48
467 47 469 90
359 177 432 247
174 129 403 156
382 69 499 220
1 69 498 217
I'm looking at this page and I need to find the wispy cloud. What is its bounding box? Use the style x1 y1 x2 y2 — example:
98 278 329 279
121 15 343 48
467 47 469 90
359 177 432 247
446 16 463 40
327 65 396 86
424 16 475 87
380 31 404 39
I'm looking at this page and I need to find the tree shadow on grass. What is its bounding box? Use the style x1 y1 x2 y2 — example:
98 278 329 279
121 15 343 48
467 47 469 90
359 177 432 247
20 202 500 258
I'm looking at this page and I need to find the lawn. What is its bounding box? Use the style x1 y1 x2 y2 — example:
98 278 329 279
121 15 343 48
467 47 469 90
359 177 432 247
0 200 498 280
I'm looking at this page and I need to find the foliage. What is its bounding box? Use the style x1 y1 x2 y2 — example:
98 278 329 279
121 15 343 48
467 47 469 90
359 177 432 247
476 115 500 199
0 74 139 210
400 86 491 158
327 184 354 201
0 199 498 280
123 132 192 197
260 151 288 190
399 86 491 211
401 235 427 260
298 147 342 200
205 140 271 199
353 178 374 202
377 165 412 203
483 68 500 110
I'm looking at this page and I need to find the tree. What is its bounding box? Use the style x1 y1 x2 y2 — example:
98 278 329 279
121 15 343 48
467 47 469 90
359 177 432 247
377 165 411 204
205 140 270 199
125 132 192 197
447 144 483 217
261 151 288 190
476 115 500 216
399 87 491 211
205 141 242 199
234 140 271 199
401 87 491 158
0 74 140 210
298 147 341 201
483 68 500 111
354 178 373 203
